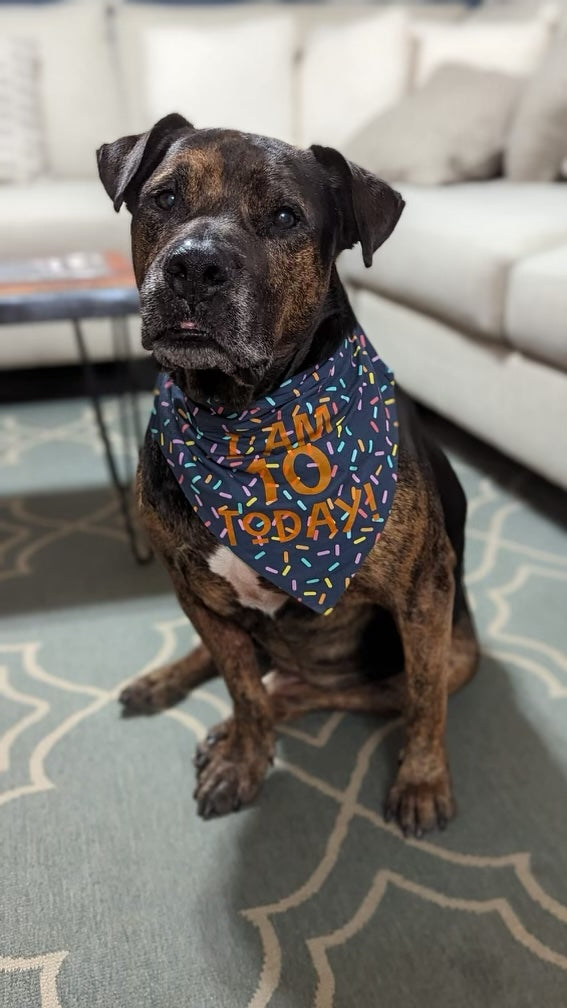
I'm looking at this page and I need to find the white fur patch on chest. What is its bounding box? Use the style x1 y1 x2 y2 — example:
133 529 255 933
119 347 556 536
208 546 285 617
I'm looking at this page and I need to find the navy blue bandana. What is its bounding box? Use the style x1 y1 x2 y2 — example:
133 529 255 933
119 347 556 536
149 326 398 614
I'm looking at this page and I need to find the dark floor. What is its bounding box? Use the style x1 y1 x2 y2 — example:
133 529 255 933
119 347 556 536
0 357 158 405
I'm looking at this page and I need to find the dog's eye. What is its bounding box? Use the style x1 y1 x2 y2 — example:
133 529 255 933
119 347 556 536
155 190 176 211
272 207 298 230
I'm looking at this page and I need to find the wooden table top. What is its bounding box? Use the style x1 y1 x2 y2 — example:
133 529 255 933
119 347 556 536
0 251 140 324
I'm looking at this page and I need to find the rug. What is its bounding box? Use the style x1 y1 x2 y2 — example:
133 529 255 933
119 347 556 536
1 394 566 1008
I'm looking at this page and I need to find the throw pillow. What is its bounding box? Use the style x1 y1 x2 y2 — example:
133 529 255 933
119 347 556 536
413 7 556 86
344 64 523 186
505 37 567 181
143 16 295 143
298 8 411 149
0 37 45 184
1 4 122 179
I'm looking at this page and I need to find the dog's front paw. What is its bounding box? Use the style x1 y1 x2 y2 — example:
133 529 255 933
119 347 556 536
193 719 274 819
120 666 189 714
385 755 454 838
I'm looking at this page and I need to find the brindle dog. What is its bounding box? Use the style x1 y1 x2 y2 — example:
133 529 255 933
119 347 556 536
97 113 479 837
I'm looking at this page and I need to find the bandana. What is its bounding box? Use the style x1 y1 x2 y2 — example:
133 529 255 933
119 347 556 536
149 326 398 614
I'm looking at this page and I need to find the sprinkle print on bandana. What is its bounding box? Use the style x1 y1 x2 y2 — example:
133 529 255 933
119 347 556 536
149 326 398 614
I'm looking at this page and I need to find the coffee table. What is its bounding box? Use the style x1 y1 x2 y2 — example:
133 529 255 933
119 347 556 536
0 250 151 563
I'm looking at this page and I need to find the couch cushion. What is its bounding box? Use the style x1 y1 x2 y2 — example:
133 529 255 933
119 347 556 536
340 181 567 340
412 6 556 86
344 63 522 186
298 7 411 150
352 287 567 491
505 36 567 182
505 244 567 372
0 180 130 259
115 5 297 140
0 4 122 178
0 36 46 183
143 16 295 142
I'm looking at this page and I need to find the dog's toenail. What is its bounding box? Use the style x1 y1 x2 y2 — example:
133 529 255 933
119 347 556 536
200 797 216 820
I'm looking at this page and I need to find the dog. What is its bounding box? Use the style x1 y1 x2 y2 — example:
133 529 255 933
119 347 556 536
97 113 479 837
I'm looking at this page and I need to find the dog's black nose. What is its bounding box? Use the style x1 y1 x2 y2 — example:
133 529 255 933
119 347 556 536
164 242 229 302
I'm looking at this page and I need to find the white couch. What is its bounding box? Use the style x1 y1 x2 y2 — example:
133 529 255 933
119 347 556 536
1 2 566 490
342 181 567 490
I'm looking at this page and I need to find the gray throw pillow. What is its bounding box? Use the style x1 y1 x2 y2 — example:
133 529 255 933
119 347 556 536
344 63 523 185
505 38 567 181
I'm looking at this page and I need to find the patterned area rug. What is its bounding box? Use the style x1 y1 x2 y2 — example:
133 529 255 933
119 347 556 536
1 395 566 1008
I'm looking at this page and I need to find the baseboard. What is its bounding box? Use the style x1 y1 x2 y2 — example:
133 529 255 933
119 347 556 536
0 358 159 404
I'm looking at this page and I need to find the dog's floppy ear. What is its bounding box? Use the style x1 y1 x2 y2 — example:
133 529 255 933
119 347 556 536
310 145 404 267
97 113 194 213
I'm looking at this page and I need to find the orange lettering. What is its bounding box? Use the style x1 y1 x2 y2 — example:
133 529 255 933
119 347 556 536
218 507 239 546
247 456 278 505
307 500 338 538
292 405 332 446
227 433 240 457
241 511 271 545
282 444 331 495
363 481 377 512
334 487 362 533
265 421 292 453
273 510 302 542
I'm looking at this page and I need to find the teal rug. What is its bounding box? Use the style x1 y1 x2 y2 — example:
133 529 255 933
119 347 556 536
1 395 566 1008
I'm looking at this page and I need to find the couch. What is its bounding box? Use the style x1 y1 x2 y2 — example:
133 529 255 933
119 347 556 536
0 2 565 490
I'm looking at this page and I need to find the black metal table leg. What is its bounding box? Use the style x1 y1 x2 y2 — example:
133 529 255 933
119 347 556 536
73 317 152 564
111 317 135 489
113 315 146 447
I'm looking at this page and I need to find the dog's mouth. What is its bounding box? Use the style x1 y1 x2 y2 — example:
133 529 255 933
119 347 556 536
155 316 213 342
156 328 214 350
149 325 238 374
172 320 211 343
152 329 267 409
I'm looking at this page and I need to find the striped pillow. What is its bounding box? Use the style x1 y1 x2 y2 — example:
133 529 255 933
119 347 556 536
0 37 46 184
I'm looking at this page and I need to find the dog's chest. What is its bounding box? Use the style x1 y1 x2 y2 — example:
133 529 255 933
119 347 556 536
208 546 285 617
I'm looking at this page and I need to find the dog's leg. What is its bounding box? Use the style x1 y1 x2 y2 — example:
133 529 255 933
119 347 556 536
448 601 479 695
384 546 455 837
120 642 217 714
184 599 275 819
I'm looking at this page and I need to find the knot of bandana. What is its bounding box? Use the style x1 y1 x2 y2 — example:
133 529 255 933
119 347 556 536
149 326 398 614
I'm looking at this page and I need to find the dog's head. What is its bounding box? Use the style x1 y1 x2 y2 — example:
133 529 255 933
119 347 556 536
97 114 403 408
